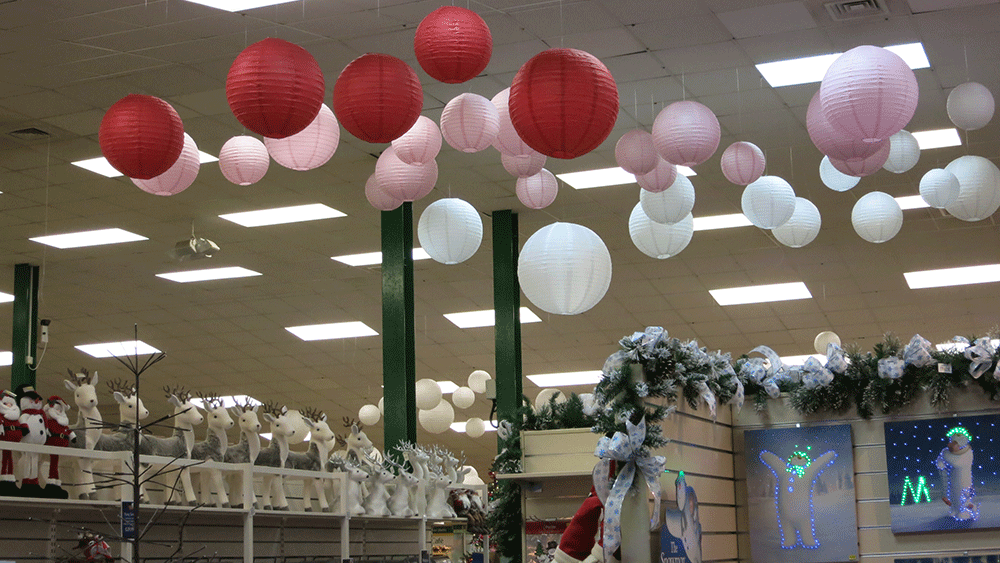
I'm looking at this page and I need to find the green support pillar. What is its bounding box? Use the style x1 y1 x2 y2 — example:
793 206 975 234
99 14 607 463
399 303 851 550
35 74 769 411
11 263 39 390
382 202 417 460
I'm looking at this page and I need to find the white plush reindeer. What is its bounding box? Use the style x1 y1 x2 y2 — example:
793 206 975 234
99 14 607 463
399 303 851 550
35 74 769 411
191 392 234 508
398 442 430 516
329 456 368 516
286 407 339 512
385 456 417 517
224 399 261 508
256 401 298 510
340 418 383 468
63 368 102 499
425 465 454 519
362 454 393 517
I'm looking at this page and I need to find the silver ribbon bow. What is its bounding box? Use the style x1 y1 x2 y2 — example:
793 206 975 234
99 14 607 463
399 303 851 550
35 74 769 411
697 381 717 420
801 356 834 389
964 337 996 379
902 334 935 368
825 343 849 374
878 356 905 379
729 375 745 414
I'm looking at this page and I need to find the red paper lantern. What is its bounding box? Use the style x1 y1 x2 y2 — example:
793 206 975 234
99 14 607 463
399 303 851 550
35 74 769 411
509 48 619 159
99 94 184 180
414 6 492 84
333 53 424 144
226 38 325 139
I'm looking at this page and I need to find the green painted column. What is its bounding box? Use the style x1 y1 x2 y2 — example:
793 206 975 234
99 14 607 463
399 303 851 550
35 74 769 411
381 202 417 461
493 210 522 424
11 263 39 390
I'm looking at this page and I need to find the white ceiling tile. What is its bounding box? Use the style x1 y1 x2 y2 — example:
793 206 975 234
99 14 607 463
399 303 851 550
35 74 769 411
716 1 817 40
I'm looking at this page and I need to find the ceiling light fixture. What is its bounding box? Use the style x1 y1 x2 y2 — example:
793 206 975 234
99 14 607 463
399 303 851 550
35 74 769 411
450 421 497 433
557 165 696 190
219 204 346 227
444 307 542 328
756 42 930 87
526 370 603 387
72 153 217 178
0 292 14 304
779 354 827 366
156 266 261 283
895 195 929 210
285 321 378 341
438 381 459 394
709 281 812 306
912 128 962 150
331 248 432 267
182 0 300 11
190 394 260 409
692 213 753 231
904 264 1000 289
76 340 161 359
0 351 11 366
31 228 148 249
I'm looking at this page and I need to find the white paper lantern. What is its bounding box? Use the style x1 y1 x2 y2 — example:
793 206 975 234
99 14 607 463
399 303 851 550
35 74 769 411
452 386 476 409
378 397 385 415
919 168 961 209
652 100 721 166
264 103 339 171
771 197 821 248
468 369 492 394
819 156 860 192
741 176 796 229
615 129 659 175
375 146 438 202
359 404 381 426
516 169 558 209
534 389 562 411
635 158 678 193
852 191 903 243
219 135 269 185
133 133 200 196
415 378 443 410
441 93 500 153
628 204 693 259
465 417 486 438
882 130 919 174
720 141 766 185
944 155 1000 221
947 82 995 131
502 151 546 177
518 222 612 316
365 173 403 211
392 115 442 165
491 88 532 156
418 400 454 434
813 331 841 355
417 198 483 264
639 174 695 224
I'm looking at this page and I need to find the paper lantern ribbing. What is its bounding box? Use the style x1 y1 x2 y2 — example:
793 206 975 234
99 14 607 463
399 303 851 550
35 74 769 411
819 156 860 192
99 94 184 180
919 168 960 209
502 151 546 177
944 155 1000 222
418 400 454 434
814 331 841 355
516 169 558 209
517 222 612 316
219 136 269 185
414 6 492 84
365 173 402 211
947 82 995 131
882 130 919 174
417 198 483 264
651 100 720 167
635 158 678 194
508 48 619 159
263 103 339 171
132 133 199 196
465 417 486 438
771 197 821 248
852 191 903 243
468 369 492 394
374 146 438 202
806 91 884 162
358 404 381 426
392 116 442 165
720 141 765 185
226 38 325 139
639 174 695 225
452 387 476 409
333 53 423 144
741 176 796 229
829 140 890 177
415 378 443 410
491 88 533 156
628 204 693 259
819 45 918 143
615 130 659 175
440 93 499 153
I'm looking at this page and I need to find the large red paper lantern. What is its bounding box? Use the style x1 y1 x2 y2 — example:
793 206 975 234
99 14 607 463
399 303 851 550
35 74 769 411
414 6 492 84
333 53 423 144
508 48 619 159
99 94 184 180
226 38 325 139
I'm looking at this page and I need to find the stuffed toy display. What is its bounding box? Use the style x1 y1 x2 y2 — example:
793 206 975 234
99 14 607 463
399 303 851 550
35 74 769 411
554 486 606 563
43 396 75 498
1 389 26 496
15 384 48 497
936 426 979 521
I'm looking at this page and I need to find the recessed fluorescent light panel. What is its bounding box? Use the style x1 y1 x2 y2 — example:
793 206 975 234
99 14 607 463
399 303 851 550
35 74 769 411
692 213 753 231
451 421 497 433
779 354 827 366
182 0 300 10
912 128 962 150
220 204 345 227
76 340 161 359
0 292 13 304
444 307 542 328
285 321 378 341
757 42 929 87
527 370 603 387
895 195 929 210
157 266 261 283
904 264 1000 289
197 151 219 163
557 166 696 190
31 228 148 249
0 352 11 366
709 281 812 306
438 381 459 394
936 338 1000 353
331 248 431 267
73 154 216 177
191 394 260 409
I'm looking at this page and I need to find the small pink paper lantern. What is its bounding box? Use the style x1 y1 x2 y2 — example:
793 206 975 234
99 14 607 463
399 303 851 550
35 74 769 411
219 135 269 185
615 130 658 175
374 146 438 202
635 158 678 193
720 141 765 185
516 169 558 209
440 93 499 153
819 45 918 143
806 91 883 161
132 133 200 196
829 140 890 177
652 100 720 167
263 103 340 171
502 151 546 178
365 173 402 211
392 116 442 165
491 88 533 157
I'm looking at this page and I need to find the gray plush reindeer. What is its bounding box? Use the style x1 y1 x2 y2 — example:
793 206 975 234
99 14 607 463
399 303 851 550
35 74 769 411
190 392 234 508
285 407 338 512
224 398 262 508
136 386 204 505
254 400 299 510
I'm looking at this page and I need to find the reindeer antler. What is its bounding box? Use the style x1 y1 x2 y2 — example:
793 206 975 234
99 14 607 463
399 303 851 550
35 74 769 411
260 400 283 416
196 391 223 409
163 385 192 402
239 397 257 412
107 378 134 396
300 406 323 422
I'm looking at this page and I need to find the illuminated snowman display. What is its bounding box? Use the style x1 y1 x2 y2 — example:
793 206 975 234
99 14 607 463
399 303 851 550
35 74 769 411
759 447 837 548
935 426 979 521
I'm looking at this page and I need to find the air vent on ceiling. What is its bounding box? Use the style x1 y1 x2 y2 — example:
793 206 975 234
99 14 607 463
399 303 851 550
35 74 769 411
825 0 888 20
9 127 51 140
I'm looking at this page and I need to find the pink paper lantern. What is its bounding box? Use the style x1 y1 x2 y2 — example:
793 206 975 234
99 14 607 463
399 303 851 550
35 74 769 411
652 100 720 167
819 45 919 143
132 133 200 196
720 141 766 185
219 135 269 185
806 91 883 161
392 116 442 165
516 169 558 209
501 151 546 178
491 88 533 157
374 146 438 202
615 130 658 175
365 173 402 211
440 93 499 153
635 158 678 193
829 139 891 177
263 104 340 171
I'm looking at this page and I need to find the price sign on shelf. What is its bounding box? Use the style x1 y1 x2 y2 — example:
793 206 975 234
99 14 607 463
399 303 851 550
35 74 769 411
121 501 136 540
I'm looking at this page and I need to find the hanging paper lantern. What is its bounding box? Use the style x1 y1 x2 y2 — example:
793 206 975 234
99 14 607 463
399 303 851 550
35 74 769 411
501 151 546 178
741 176 796 229
452 387 476 409
491 88 533 156
628 204 693 259
919 168 961 209
828 140 890 177
635 158 678 193
805 91 883 162
414 6 492 84
944 155 1000 222
639 174 695 224
651 100 720 167
378 397 384 415
132 133 200 196
392 116 442 165
374 146 438 202
417 198 483 264
333 53 423 144
819 156 860 192
99 94 184 180
534 389 563 411
415 378 443 410
517 222 612 315
358 404 381 426
263 103 339 171
508 48 619 159
440 93 499 153
468 369 491 394
814 331 841 355
852 191 903 243
720 141 766 185
219 135 269 185
819 45 918 143
615 130 659 175
516 169 558 209
771 197 821 248
226 38 325 139
465 417 486 438
365 173 402 211
418 400 454 434
947 82 995 131
882 130 920 174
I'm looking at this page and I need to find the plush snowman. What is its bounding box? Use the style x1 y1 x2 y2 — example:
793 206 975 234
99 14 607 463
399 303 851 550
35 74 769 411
936 426 979 521
759 448 837 549
1 389 25 496
15 384 48 497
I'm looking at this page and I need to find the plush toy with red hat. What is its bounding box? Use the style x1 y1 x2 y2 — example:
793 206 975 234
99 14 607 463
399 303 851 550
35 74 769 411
1 389 26 497
554 486 606 563
43 395 75 498
15 383 48 497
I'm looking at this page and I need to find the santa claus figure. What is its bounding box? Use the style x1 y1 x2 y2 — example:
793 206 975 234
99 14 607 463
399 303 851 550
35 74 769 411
554 486 606 563
43 395 75 498
15 384 48 497
1 389 26 496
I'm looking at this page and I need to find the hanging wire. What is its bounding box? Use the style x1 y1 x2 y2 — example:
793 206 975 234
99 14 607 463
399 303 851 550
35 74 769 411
736 67 744 138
